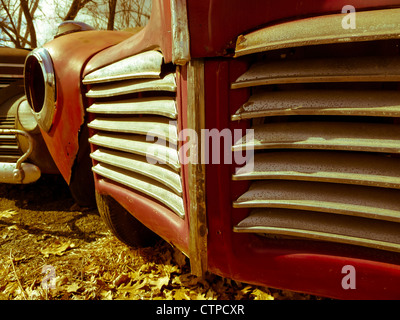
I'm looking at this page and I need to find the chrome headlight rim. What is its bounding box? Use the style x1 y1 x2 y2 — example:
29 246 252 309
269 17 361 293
24 47 56 132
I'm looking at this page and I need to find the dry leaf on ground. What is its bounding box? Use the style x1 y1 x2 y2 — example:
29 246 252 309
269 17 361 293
40 242 75 257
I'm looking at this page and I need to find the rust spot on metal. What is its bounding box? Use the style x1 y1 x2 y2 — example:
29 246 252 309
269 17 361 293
235 34 248 51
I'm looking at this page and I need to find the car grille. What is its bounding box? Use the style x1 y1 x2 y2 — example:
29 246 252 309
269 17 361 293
231 40 400 253
0 115 21 163
84 51 185 218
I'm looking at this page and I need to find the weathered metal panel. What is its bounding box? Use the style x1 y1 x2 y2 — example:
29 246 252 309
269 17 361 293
89 132 180 171
86 97 177 119
96 179 189 256
86 73 176 98
88 116 178 145
170 0 191 65
233 122 400 153
234 209 400 253
232 90 400 120
233 180 400 223
186 59 207 277
91 148 182 195
232 56 400 89
83 50 163 84
235 8 400 57
93 163 185 218
233 151 400 189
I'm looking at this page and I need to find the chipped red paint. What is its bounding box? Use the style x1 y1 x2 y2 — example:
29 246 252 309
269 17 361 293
41 30 132 183
95 178 190 255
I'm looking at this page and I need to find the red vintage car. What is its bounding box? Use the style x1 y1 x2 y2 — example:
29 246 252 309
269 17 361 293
23 0 400 299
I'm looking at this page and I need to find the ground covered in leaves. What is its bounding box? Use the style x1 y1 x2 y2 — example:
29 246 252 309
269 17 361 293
0 175 324 300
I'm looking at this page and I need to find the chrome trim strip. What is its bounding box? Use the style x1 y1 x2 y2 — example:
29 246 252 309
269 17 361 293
24 47 56 132
83 51 164 84
0 129 40 183
86 97 177 119
86 73 176 98
232 151 400 189
233 180 400 223
93 163 185 218
186 59 207 276
0 74 24 78
233 122 400 154
231 90 400 120
235 8 400 57
88 116 178 145
89 132 180 171
0 63 24 68
170 0 191 65
91 148 182 195
231 56 400 89
234 209 400 253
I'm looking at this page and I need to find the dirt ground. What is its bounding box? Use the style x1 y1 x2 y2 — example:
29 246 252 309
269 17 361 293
0 175 324 300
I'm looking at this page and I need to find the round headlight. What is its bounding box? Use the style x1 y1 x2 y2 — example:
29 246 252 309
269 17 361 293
24 48 56 132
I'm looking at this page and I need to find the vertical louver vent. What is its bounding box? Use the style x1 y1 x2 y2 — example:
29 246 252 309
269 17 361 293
0 115 21 163
231 42 400 253
84 51 185 218
0 60 24 162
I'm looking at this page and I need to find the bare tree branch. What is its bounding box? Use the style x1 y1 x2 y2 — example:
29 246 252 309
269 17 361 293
0 0 40 48
0 20 19 47
64 0 93 21
1 0 22 47
107 0 117 30
82 0 150 30
20 0 37 47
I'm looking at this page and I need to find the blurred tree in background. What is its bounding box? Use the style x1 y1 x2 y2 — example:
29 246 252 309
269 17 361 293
0 0 151 48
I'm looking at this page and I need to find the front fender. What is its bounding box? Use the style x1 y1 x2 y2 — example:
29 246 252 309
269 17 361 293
38 30 132 183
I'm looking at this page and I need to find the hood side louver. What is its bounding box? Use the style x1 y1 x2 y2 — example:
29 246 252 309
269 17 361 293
231 41 400 253
84 51 185 218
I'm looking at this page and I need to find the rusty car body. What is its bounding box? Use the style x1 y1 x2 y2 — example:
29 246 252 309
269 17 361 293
21 0 400 299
